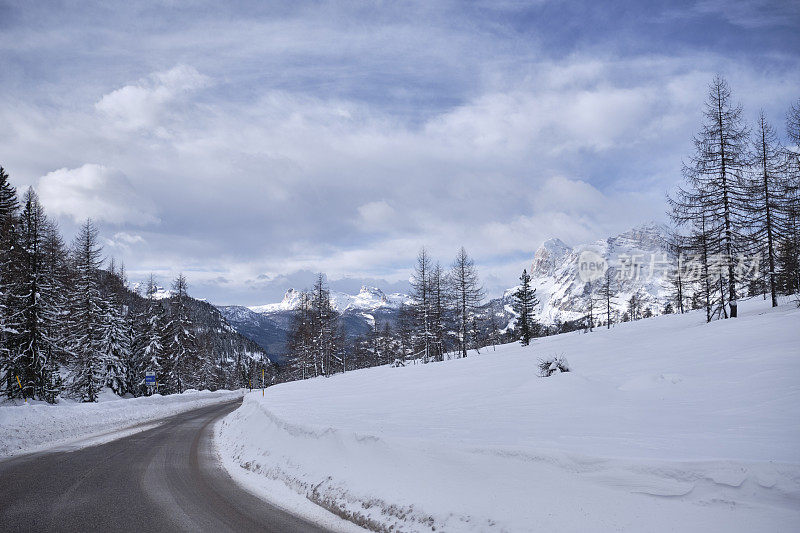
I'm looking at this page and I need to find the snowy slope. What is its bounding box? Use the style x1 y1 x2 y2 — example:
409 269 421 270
0 389 243 457
216 297 800 532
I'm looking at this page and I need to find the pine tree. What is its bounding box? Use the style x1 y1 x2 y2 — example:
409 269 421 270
627 291 643 321
67 219 106 402
8 189 63 401
0 166 21 399
450 247 484 358
98 296 129 396
161 273 197 393
136 275 164 391
513 269 538 346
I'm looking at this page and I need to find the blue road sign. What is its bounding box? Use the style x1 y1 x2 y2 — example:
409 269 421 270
145 371 156 385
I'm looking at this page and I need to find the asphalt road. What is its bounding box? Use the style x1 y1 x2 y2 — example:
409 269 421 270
0 399 333 532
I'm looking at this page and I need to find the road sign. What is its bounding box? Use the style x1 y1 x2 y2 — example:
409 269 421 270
145 371 156 385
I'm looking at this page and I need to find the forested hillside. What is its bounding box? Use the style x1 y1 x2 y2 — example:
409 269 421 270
0 169 271 404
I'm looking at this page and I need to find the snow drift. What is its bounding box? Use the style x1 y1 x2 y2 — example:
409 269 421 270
0 389 242 457
217 297 800 532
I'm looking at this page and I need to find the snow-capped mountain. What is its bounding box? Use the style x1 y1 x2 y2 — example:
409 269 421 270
249 286 409 315
219 223 673 357
131 284 174 300
521 221 672 324
219 286 412 360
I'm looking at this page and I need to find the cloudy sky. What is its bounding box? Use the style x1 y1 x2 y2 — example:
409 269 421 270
1 0 799 304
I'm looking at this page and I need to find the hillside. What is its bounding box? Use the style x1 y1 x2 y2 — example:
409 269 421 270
216 296 800 531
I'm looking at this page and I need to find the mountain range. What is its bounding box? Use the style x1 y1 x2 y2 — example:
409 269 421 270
218 222 672 359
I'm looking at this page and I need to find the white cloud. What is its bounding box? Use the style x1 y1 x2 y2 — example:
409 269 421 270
3 1 799 304
357 200 396 229
113 232 146 245
95 65 208 131
38 164 159 225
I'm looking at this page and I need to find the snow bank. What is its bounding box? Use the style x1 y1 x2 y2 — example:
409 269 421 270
0 389 243 457
217 298 800 532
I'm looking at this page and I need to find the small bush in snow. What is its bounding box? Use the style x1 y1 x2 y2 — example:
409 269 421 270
390 359 405 368
538 355 570 377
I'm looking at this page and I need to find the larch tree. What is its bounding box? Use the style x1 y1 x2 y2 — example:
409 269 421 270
449 247 484 358
310 274 339 377
429 261 448 361
67 219 106 402
287 291 314 379
745 111 787 307
9 189 63 402
669 75 749 319
778 100 800 296
597 266 617 328
410 248 433 363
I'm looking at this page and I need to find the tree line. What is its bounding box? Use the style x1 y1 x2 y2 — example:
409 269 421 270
285 247 498 379
667 76 799 321
0 169 269 403
580 77 799 331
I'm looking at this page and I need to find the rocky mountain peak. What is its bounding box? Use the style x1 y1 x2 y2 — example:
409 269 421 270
532 238 573 277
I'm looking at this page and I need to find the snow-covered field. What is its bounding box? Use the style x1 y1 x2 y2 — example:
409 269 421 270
0 389 243 457
216 297 800 532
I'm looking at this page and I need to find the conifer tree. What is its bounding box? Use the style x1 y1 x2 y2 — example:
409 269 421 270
450 247 484 357
67 219 106 402
410 248 433 363
287 291 313 379
430 262 447 361
0 167 20 399
98 295 129 396
513 269 538 346
597 266 617 328
669 76 749 318
309 274 339 376
583 281 596 332
745 111 787 307
9 189 62 401
161 273 197 393
778 100 800 296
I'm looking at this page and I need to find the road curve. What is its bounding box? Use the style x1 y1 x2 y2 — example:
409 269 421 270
0 399 332 532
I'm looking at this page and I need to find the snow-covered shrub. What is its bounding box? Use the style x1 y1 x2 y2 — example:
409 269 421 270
390 358 405 368
538 355 570 377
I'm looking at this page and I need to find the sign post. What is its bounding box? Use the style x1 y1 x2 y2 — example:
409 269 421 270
145 371 156 395
16 375 26 403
